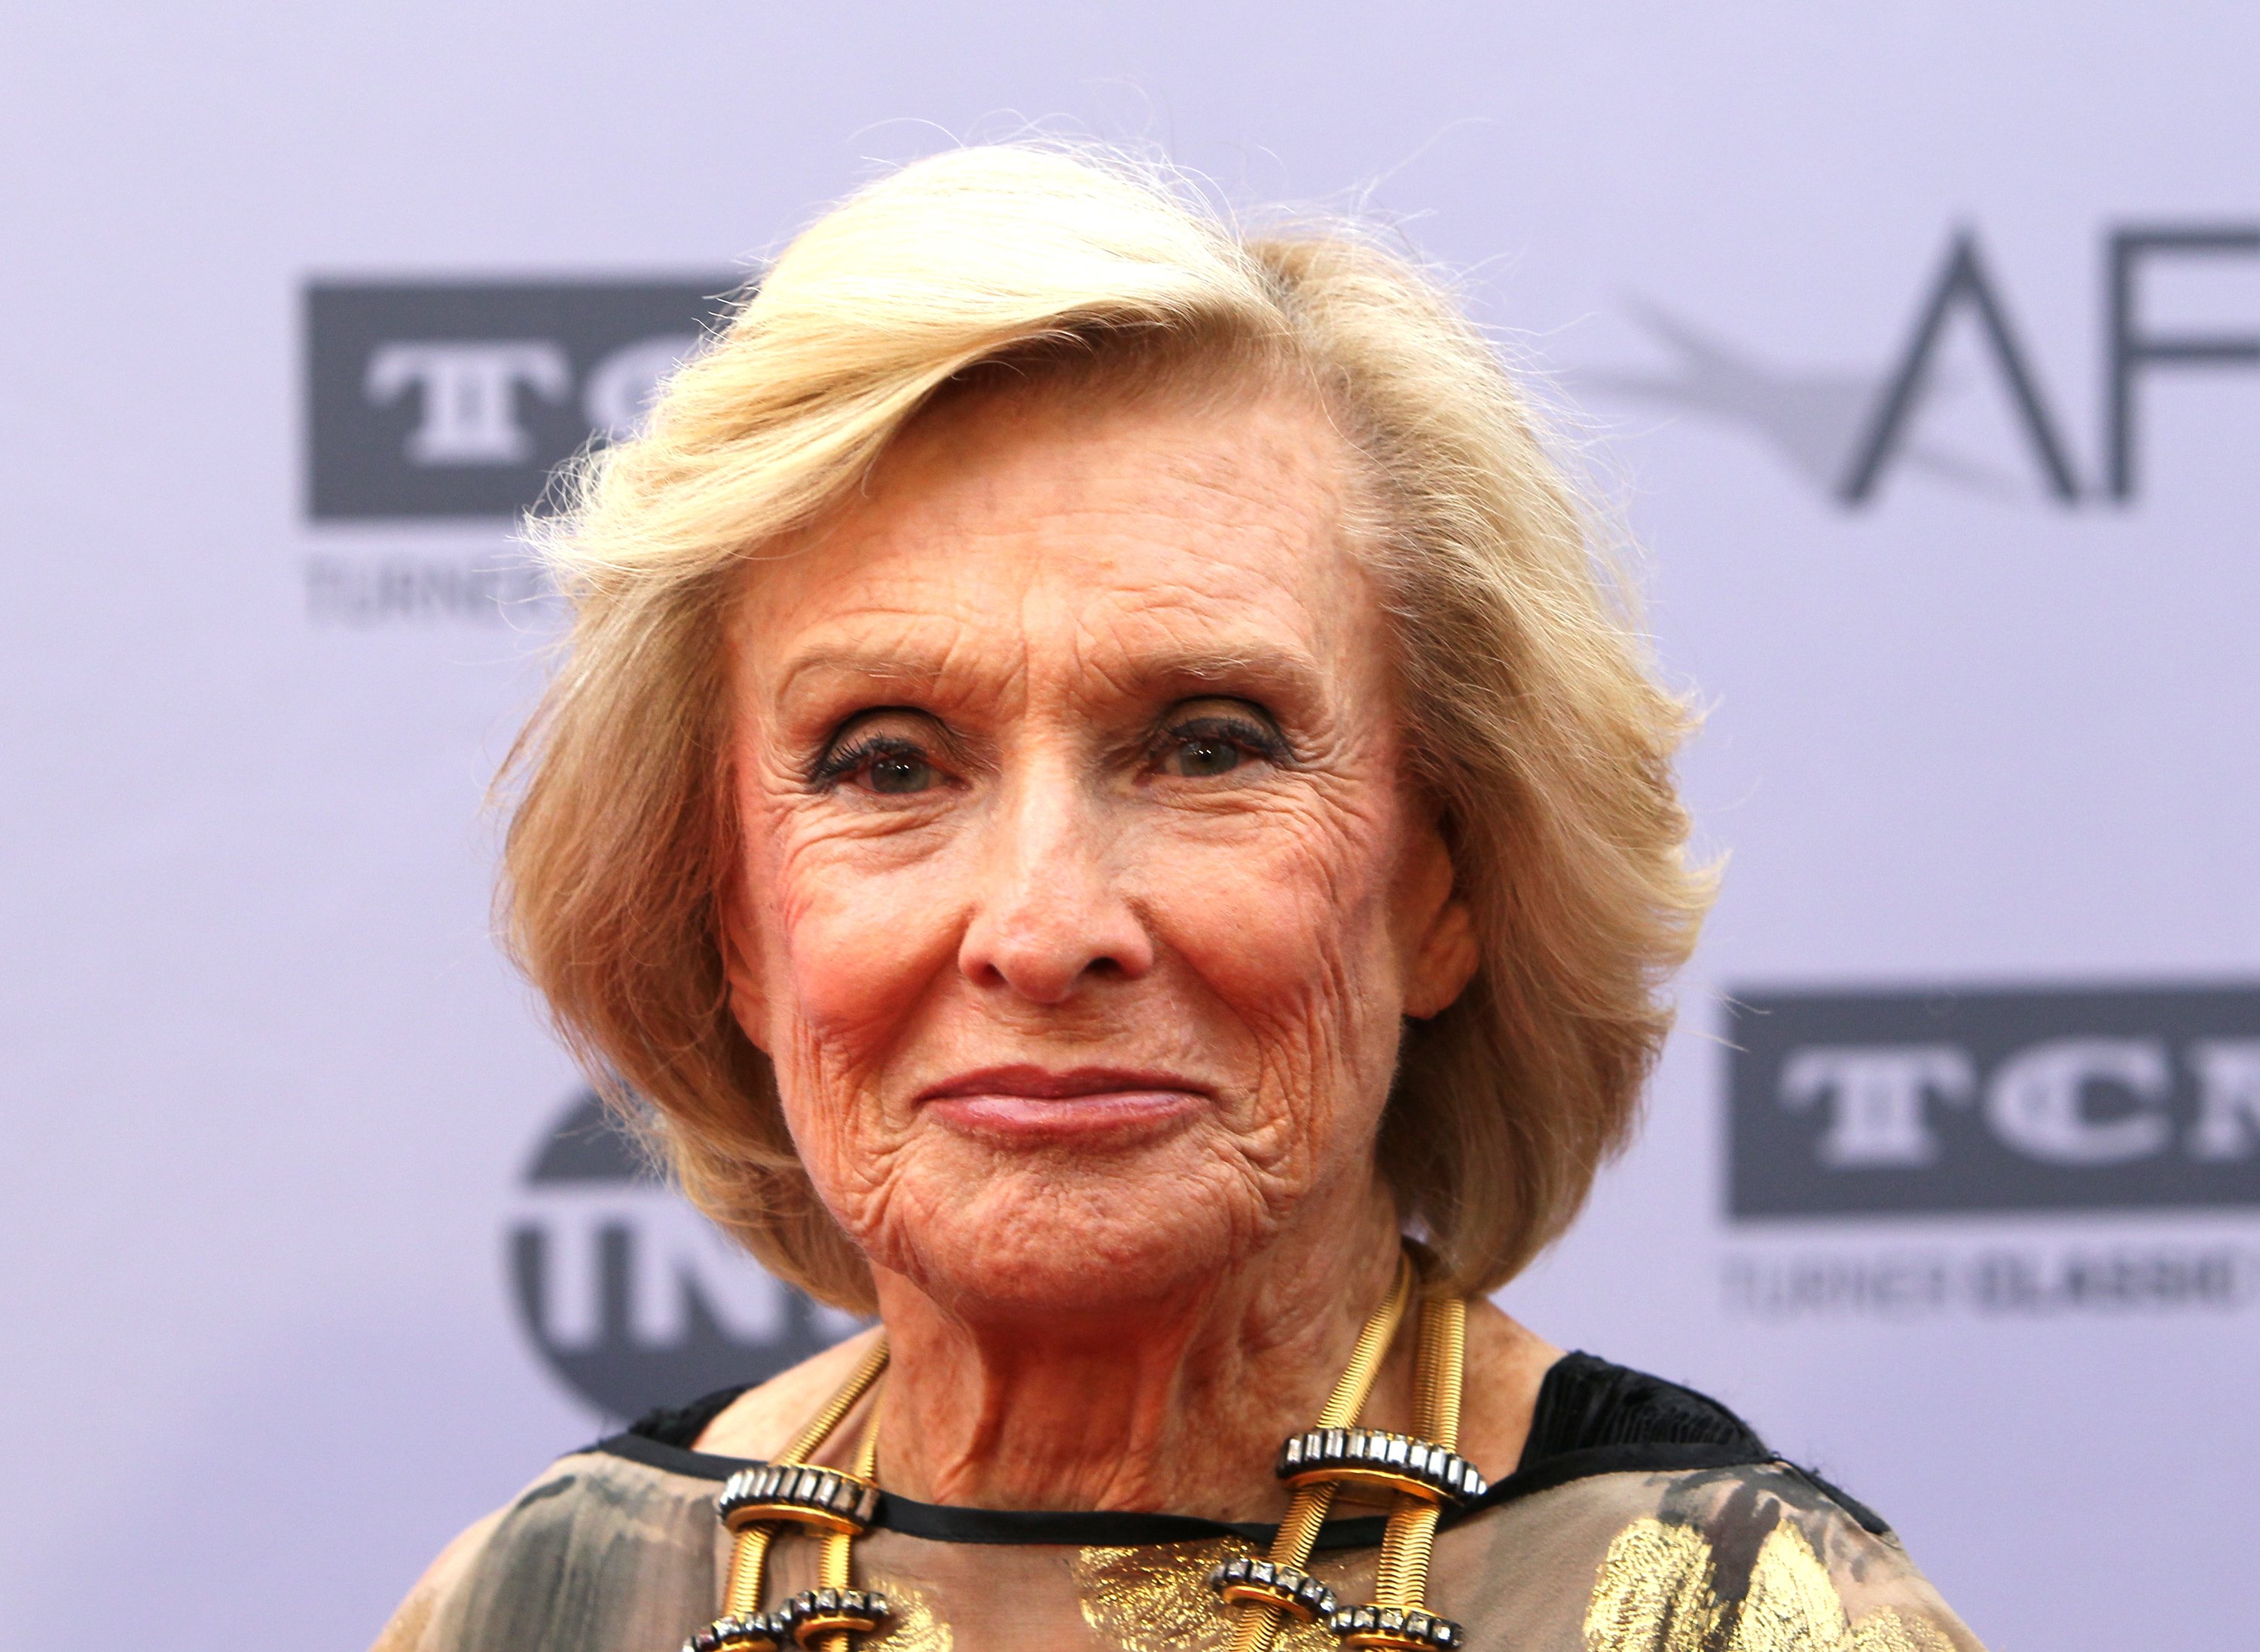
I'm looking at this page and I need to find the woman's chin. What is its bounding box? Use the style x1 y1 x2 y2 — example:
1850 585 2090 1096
866 1159 1262 1319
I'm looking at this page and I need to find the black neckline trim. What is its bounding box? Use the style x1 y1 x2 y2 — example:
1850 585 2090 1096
591 1349 1795 1549
594 1428 1771 1549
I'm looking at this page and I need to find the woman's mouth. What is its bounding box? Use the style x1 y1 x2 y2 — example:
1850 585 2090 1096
915 1065 1210 1142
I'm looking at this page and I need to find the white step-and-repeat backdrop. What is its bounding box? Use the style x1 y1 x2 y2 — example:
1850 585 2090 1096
5 6 2253 1649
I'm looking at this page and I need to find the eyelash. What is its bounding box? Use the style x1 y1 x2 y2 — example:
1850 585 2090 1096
808 707 1293 789
809 731 931 789
1153 713 1293 768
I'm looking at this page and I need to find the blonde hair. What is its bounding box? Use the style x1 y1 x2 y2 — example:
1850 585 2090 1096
503 145 1712 1311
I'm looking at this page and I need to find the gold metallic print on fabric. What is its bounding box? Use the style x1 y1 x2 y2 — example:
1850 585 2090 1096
1584 1518 1957 1652
1076 1543 1336 1652
1844 1610 1955 1652
857 1577 953 1652
1584 1516 1721 1652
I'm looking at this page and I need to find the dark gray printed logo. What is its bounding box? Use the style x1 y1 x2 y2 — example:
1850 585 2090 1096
305 279 734 521
510 1089 859 1421
1727 984 2260 1217
1587 222 2260 506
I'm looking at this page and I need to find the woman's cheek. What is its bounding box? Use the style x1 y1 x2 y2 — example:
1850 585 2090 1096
1159 822 1399 1062
797 894 936 1034
768 848 958 1070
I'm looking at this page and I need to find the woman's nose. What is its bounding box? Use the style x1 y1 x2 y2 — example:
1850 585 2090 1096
954 772 1155 1005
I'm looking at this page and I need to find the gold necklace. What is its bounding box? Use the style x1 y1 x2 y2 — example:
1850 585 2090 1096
683 1249 1482 1652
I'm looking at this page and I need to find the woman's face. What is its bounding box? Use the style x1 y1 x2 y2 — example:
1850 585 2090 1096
721 374 1477 1317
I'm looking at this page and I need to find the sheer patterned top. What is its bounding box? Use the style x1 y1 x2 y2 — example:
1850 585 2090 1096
371 1354 1983 1652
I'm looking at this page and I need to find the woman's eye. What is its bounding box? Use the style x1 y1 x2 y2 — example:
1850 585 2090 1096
1156 709 1287 780
812 719 948 798
863 750 937 794
1166 734 1246 778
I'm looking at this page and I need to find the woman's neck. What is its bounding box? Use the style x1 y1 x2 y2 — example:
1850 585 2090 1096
689 1216 1560 1513
863 1179 1409 1520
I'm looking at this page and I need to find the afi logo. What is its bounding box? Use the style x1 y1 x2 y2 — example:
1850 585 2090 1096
1593 224 2260 505
1728 985 2260 1218
306 279 733 521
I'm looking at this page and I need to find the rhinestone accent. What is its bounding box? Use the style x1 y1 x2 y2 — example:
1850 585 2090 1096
773 1587 890 1645
1208 1555 1340 1621
715 1464 881 1535
1274 1427 1488 1505
1327 1602 1466 1649
682 1611 781 1652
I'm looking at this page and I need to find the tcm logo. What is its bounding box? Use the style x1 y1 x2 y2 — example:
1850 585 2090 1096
1593 224 2259 505
304 279 734 520
508 1089 860 1420
1727 984 2260 1217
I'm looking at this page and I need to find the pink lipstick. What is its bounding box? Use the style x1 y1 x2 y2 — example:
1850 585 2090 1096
915 1064 1208 1142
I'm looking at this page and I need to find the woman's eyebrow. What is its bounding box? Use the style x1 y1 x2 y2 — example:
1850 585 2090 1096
772 646 949 701
770 642 1326 705
1128 645 1324 701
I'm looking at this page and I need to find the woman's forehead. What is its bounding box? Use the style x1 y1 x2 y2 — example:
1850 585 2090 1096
731 380 1388 707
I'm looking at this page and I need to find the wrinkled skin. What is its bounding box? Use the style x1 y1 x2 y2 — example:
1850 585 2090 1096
714 374 1550 1516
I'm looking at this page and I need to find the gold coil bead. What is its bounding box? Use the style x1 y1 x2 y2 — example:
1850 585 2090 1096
1328 1289 1471 1652
785 1341 892 1461
708 1340 891 1636
722 1524 778 1620
1412 1290 1465 1446
796 1388 887 1652
1226 1254 1415 1652
1370 1501 1442 1619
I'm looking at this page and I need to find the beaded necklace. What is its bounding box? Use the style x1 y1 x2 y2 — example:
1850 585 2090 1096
683 1250 1483 1652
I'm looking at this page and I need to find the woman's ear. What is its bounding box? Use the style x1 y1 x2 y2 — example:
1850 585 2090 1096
1406 899 1479 1020
1400 823 1480 1021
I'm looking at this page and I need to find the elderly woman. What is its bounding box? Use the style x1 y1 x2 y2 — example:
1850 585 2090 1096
377 147 1979 1652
